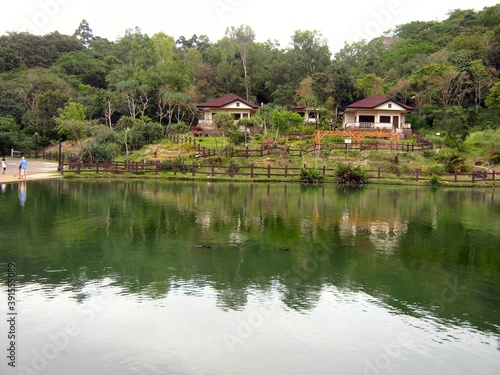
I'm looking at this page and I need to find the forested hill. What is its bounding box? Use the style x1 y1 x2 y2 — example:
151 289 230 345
1 5 500 153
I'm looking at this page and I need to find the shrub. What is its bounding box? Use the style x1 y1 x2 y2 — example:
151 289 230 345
128 123 164 151
426 164 444 174
335 163 368 185
168 122 189 134
300 168 324 184
438 152 467 173
429 174 441 186
85 141 115 161
254 134 263 141
421 149 435 159
160 157 191 172
490 153 500 165
227 131 246 146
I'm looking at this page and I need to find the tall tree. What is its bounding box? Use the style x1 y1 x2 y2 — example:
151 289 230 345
226 25 256 101
73 19 94 49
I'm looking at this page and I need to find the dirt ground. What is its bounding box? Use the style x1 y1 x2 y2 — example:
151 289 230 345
0 157 62 184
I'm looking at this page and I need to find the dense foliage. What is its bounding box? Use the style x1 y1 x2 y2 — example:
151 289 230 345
1 5 500 156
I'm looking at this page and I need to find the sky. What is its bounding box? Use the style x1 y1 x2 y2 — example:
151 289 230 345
1 0 499 53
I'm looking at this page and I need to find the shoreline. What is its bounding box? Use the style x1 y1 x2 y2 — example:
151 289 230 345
58 172 497 189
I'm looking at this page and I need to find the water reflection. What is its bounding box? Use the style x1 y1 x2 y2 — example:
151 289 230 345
18 181 26 206
0 181 499 374
0 181 499 330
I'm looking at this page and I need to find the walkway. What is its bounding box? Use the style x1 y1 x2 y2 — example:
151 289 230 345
0 158 62 183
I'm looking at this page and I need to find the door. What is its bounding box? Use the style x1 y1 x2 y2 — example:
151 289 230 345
392 116 399 129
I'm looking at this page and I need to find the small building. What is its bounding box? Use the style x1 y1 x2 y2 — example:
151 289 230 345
196 94 259 129
343 96 413 138
294 106 321 125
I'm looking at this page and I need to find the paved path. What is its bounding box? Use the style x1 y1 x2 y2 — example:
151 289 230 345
0 158 62 183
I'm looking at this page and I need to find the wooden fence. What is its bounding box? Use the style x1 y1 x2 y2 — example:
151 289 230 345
166 133 432 159
61 160 498 184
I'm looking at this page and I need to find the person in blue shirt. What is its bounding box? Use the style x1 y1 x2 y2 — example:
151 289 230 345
19 157 27 179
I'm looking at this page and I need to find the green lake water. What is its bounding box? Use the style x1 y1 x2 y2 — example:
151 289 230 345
0 180 499 375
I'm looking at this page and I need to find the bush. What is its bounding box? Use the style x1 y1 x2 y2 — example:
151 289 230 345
227 131 246 146
300 168 324 184
429 174 441 186
426 164 444 174
335 163 368 185
438 152 467 173
421 149 435 159
128 123 164 151
160 157 191 172
489 152 500 165
254 134 263 141
168 122 189 134
85 141 115 161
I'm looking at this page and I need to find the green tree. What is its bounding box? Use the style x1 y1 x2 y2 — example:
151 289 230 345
212 112 236 148
0 46 23 73
485 81 500 110
226 25 256 101
73 19 94 49
271 109 304 139
434 106 469 150
55 101 90 154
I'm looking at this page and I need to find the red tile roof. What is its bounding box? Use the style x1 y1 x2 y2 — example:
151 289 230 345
346 95 413 111
197 94 259 109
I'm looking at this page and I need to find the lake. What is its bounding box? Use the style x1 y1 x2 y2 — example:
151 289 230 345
1 180 499 375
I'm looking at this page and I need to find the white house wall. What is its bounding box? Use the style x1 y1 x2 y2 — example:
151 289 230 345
344 110 406 125
222 102 253 110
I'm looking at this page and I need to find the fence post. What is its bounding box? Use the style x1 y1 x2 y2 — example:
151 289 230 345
268 165 271 179
251 163 254 178
285 165 288 178
192 162 196 176
211 163 215 177
378 167 381 179
246 146 249 159
455 171 458 182
472 172 475 183
96 162 99 174
323 165 326 177
415 170 419 182
156 161 159 175
375 141 378 151
77 161 81 174
412 143 415 152
493 170 496 181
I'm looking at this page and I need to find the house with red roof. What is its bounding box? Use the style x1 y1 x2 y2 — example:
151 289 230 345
196 94 259 129
343 96 413 137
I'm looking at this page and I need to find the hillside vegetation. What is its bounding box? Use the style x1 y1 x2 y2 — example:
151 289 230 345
0 6 500 166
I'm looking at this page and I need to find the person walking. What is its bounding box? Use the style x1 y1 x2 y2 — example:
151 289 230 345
18 157 27 179
1 157 6 174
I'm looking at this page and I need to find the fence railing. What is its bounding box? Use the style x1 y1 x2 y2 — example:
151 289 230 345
61 160 497 184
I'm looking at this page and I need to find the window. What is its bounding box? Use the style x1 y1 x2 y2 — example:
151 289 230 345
380 116 391 123
359 115 375 128
242 113 249 118
388 104 392 108
236 102 240 107
232 113 242 120
359 115 375 123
